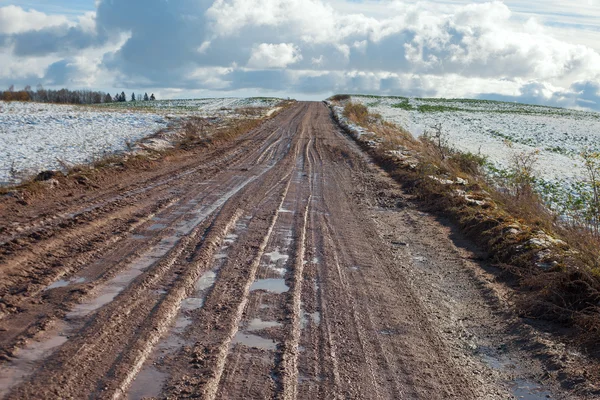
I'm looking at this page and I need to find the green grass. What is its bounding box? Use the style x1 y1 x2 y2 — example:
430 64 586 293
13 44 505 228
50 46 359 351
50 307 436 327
391 99 414 111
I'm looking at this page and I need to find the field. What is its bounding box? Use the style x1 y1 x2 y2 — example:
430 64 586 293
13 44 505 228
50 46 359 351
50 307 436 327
349 95 600 186
0 98 282 185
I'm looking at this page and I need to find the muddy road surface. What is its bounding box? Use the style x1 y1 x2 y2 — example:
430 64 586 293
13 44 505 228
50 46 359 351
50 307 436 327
0 102 584 399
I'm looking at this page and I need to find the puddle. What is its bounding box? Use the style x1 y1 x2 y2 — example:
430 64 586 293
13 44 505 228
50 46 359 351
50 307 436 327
0 325 69 397
250 279 289 294
174 315 192 331
349 266 360 271
195 270 217 293
480 353 513 370
479 348 552 399
232 333 278 351
300 310 321 328
127 365 167 400
278 207 294 214
413 256 427 263
148 223 166 231
268 266 287 277
511 379 553 399
265 248 289 263
45 277 86 290
223 234 238 244
246 318 281 332
180 297 204 311
131 234 147 240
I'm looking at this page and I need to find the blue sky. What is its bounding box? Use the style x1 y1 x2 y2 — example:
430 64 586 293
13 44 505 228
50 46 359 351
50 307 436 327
0 0 94 16
1 0 600 109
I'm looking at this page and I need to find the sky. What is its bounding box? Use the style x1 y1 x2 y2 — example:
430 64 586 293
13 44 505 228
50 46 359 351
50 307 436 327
1 0 600 109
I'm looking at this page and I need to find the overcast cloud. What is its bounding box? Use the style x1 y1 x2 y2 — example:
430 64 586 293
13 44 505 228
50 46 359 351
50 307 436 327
0 0 599 109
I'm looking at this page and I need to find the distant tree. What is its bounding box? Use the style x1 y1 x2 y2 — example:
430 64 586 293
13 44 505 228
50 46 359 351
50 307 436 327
131 92 136 102
150 93 156 101
144 92 149 101
104 93 113 103
8 84 14 92
120 91 126 102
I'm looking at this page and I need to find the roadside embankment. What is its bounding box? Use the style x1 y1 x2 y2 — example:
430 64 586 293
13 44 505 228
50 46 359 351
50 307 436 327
327 98 600 358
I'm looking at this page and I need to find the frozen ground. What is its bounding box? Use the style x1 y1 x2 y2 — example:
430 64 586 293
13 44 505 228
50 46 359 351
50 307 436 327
95 97 282 116
350 95 600 184
0 98 281 185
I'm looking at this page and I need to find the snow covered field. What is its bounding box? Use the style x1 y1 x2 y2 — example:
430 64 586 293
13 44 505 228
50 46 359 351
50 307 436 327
0 98 281 185
350 95 600 184
95 97 282 116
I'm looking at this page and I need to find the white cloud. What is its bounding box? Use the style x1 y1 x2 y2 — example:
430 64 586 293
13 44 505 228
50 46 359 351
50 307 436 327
2 0 600 110
0 5 70 34
247 43 302 69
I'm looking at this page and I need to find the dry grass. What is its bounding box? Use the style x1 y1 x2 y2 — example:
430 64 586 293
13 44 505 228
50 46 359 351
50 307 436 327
334 100 600 354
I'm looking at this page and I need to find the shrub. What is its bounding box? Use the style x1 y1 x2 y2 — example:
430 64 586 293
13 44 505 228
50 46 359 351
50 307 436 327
343 102 369 125
330 94 351 101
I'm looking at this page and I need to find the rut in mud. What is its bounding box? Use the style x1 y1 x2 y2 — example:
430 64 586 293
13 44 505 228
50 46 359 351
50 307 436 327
0 102 586 399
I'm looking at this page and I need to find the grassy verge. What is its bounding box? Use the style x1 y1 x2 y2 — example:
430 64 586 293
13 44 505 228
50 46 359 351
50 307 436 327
329 100 600 354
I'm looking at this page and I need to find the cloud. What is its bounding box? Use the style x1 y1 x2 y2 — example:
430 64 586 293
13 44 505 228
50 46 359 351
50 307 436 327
247 43 302 69
0 1 600 111
0 5 69 34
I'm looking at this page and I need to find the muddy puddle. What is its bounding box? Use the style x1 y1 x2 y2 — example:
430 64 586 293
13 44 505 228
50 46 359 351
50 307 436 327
232 333 278 351
246 318 282 332
250 278 289 294
265 248 289 263
125 216 251 399
45 277 86 290
127 366 167 400
300 309 321 329
479 348 553 399
0 322 70 397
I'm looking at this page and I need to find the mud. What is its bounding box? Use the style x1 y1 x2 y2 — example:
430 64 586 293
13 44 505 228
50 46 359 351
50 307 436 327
0 102 594 399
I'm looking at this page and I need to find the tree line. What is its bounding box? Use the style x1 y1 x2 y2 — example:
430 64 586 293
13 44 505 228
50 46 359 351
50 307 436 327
0 85 156 104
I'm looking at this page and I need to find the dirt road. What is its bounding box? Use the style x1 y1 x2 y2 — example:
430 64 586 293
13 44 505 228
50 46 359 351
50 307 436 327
0 102 584 399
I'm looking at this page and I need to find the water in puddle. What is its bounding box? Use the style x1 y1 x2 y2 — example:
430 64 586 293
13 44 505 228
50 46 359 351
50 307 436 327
174 315 192 331
181 297 204 311
268 266 287 277
479 349 552 399
0 325 69 397
300 310 321 328
278 207 293 214
148 223 166 231
127 365 167 400
250 279 289 294
224 234 238 244
232 333 278 351
247 318 281 332
45 277 86 290
195 270 217 292
265 248 289 263
131 234 147 240
511 379 553 399
67 236 181 318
